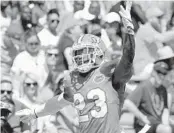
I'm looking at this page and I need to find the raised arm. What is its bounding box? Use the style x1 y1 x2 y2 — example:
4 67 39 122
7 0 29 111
112 1 135 85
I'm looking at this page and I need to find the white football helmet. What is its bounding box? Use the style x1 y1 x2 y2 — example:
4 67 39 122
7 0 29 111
72 34 107 73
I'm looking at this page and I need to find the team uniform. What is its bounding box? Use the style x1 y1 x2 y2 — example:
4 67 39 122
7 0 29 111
70 61 128 133
16 32 134 132
16 2 135 133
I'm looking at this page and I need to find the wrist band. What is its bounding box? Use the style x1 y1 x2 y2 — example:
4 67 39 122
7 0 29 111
125 27 134 35
34 109 38 119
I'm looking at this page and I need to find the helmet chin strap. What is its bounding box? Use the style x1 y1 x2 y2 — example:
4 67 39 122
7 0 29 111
78 63 94 73
78 61 104 73
76 55 105 73
78 66 99 74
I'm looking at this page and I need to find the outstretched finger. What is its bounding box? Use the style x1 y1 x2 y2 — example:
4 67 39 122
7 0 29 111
119 11 126 19
120 5 127 15
126 0 132 11
63 71 72 85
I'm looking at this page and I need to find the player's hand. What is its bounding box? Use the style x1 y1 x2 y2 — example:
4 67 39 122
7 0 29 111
142 116 151 125
119 0 134 30
15 109 36 123
63 71 74 102
63 70 72 88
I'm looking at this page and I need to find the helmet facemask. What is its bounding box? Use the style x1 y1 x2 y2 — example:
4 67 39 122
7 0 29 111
72 45 104 73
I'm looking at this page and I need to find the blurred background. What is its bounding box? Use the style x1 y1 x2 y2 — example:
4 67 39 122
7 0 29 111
0 1 174 133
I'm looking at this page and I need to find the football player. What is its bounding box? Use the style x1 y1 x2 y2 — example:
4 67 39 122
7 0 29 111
16 1 135 133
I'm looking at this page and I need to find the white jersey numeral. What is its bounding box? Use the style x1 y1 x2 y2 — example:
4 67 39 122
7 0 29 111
74 93 89 122
74 88 108 122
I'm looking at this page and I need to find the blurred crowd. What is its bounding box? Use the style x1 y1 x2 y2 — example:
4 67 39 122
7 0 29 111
0 0 174 133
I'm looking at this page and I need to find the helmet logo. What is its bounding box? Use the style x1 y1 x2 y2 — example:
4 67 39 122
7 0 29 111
91 37 100 45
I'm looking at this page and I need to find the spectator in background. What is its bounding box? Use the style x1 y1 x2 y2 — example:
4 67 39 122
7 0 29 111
1 34 18 77
31 1 47 28
86 21 102 37
6 5 33 52
11 29 47 97
19 72 40 133
136 1 173 32
0 100 14 133
45 45 60 81
19 72 57 133
130 2 147 32
124 60 174 133
1 1 12 35
73 1 102 34
19 73 40 106
73 0 95 21
152 11 174 51
1 76 13 102
110 1 147 32
102 12 122 60
83 1 102 32
155 46 174 70
133 7 164 77
0 75 30 133
65 18 84 42
154 47 174 115
38 8 60 47
1 3 32 78
56 34 73 71
7 5 32 38
10 1 20 20
155 46 174 116
131 46 173 81
88 1 101 21
57 15 85 70
37 45 60 103
103 12 122 37
164 69 174 116
73 0 85 13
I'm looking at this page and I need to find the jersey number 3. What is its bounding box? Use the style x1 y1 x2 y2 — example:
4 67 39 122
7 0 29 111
74 88 108 122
